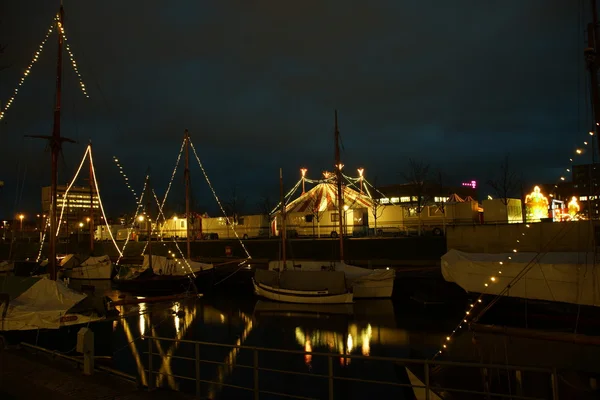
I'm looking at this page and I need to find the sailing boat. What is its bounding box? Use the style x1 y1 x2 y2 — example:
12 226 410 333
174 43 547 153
253 168 354 304
265 111 395 299
1 5 114 333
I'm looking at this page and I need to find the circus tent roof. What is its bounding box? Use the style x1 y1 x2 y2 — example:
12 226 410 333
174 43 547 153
281 182 374 214
447 193 465 203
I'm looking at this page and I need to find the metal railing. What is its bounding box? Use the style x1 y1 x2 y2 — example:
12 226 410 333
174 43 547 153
142 335 559 400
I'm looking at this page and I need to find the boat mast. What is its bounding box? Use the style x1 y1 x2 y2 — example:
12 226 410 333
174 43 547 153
334 110 344 261
146 175 153 270
184 130 191 259
587 0 600 156
280 168 287 267
89 141 94 253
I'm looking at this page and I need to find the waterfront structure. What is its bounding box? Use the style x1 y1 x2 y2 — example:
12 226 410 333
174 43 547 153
41 185 99 236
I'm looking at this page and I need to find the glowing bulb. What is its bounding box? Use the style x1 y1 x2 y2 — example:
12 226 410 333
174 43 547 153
491 277 496 282
478 299 482 303
513 249 517 252
446 336 450 341
560 177 565 181
443 344 447 348
590 131 594 136
484 283 488 287
576 149 582 154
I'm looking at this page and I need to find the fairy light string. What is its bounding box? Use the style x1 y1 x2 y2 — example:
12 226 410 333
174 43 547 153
1 11 89 121
113 156 139 203
189 139 252 260
433 130 597 359
0 19 55 121
57 15 89 98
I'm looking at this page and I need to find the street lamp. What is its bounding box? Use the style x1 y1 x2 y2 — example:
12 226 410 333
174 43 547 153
18 214 24 231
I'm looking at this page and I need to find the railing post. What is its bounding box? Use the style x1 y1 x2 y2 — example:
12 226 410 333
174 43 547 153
195 343 201 399
551 368 559 400
253 349 259 400
424 360 430 400
148 339 154 391
328 355 334 400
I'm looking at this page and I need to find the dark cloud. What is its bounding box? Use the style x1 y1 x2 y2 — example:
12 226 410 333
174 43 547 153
0 0 592 216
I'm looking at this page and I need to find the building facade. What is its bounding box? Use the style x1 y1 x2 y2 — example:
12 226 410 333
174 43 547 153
41 185 100 235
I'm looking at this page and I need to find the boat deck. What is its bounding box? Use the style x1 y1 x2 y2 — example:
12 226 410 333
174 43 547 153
0 346 193 400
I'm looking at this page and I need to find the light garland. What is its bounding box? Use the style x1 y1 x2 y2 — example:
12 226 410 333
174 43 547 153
88 147 121 256
113 156 139 203
433 127 597 359
189 139 252 260
56 16 89 98
269 178 303 215
56 145 91 235
1 11 89 122
0 19 55 121
117 177 148 265
35 211 51 263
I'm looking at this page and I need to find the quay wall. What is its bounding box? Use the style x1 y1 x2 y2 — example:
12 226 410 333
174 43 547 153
0 237 446 264
446 220 596 253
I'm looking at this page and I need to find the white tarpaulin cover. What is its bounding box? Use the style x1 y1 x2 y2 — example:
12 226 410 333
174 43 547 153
143 254 213 276
0 276 92 331
442 249 600 307
80 255 111 267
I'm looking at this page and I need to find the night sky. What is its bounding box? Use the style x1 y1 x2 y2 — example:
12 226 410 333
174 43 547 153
0 1 592 218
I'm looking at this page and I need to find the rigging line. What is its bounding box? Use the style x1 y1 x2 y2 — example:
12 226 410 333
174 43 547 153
56 146 90 235
117 176 148 265
89 147 121 256
189 139 251 259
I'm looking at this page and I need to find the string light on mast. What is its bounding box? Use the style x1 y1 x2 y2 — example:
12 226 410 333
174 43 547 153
0 19 56 121
113 156 139 203
56 14 89 98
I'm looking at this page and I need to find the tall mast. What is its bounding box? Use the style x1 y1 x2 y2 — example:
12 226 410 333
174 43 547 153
184 130 191 259
280 168 287 267
586 0 600 157
334 110 344 261
146 174 153 271
88 142 94 253
28 4 74 279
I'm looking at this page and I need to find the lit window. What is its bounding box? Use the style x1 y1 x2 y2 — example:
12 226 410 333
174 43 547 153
580 196 588 201
379 198 390 204
391 197 400 204
400 196 411 202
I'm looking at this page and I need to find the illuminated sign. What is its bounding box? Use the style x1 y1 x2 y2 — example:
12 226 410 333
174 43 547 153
462 180 477 189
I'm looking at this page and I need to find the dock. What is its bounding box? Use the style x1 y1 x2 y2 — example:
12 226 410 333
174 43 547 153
0 344 192 400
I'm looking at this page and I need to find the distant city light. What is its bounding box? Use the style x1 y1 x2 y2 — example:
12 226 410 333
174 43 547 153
462 180 477 189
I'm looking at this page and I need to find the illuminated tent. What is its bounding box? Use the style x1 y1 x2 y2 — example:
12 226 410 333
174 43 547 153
447 194 465 203
463 196 475 202
283 182 374 214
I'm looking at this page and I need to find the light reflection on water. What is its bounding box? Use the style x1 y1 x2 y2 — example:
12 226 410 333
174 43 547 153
109 296 419 399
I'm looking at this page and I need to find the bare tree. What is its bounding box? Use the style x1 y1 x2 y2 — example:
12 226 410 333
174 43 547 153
225 185 246 225
257 195 275 237
487 155 521 220
403 158 431 236
370 178 386 235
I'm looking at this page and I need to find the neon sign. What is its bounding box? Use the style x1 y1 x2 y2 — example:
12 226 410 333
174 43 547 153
462 180 477 189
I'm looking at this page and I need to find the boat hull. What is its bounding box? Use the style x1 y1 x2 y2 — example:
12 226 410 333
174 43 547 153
253 279 353 304
352 278 394 299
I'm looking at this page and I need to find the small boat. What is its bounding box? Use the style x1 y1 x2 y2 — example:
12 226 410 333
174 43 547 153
253 269 353 304
268 260 395 298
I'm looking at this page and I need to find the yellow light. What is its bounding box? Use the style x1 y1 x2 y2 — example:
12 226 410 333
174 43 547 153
513 249 517 252
590 131 594 136
525 186 549 221
173 216 178 221
86 217 90 222
499 261 503 265
442 344 447 348
560 177 565 181
446 336 450 341
484 283 488 287
576 149 582 154
18 214 24 221
357 168 364 177
300 168 307 177
491 277 496 282
477 299 482 303
138 215 145 222
79 222 84 227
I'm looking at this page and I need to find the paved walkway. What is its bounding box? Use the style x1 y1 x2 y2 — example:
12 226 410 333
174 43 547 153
0 346 193 400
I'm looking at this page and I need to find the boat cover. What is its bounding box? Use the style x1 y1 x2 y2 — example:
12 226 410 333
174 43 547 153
143 254 213 276
80 255 112 267
255 269 349 294
0 276 89 330
442 249 600 307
